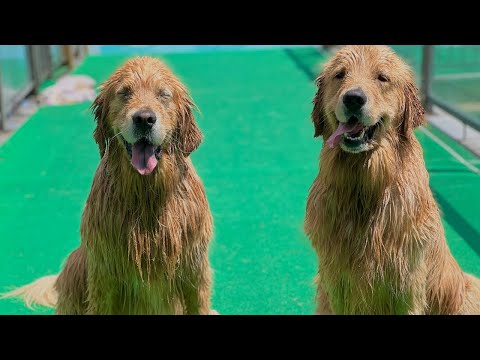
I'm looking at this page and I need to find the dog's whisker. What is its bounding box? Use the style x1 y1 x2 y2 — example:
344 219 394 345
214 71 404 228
110 131 124 141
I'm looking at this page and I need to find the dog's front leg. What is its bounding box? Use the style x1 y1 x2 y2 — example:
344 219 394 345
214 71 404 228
315 281 334 315
409 257 430 315
84 255 123 315
180 249 212 315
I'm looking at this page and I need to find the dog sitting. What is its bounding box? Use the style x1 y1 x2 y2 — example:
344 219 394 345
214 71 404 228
304 45 480 314
4 57 215 314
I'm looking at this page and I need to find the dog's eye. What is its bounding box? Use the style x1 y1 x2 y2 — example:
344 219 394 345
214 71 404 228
158 89 172 99
117 89 132 100
377 74 389 82
335 71 346 80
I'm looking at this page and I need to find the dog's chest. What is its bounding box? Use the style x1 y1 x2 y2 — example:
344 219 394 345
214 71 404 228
86 247 186 314
113 271 184 314
323 272 414 314
315 224 419 314
82 196 187 314
311 185 426 314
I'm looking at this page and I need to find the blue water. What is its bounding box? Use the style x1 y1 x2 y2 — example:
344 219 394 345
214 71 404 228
89 45 316 55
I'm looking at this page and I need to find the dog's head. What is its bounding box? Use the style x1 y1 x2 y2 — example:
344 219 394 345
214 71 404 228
312 45 425 154
91 56 202 175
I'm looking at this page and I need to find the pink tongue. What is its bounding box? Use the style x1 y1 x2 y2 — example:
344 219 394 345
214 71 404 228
131 142 158 175
326 122 364 149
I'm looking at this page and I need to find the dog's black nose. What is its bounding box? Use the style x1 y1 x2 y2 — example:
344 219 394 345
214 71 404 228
133 110 157 130
343 89 367 112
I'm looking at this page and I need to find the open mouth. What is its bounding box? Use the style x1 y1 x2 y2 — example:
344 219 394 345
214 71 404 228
121 136 162 176
326 116 381 153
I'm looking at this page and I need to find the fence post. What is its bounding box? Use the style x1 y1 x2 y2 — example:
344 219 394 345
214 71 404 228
421 45 434 113
63 46 76 70
28 45 54 93
27 45 40 91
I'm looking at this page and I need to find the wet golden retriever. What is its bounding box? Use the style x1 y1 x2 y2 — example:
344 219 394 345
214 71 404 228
305 45 480 314
3 57 215 314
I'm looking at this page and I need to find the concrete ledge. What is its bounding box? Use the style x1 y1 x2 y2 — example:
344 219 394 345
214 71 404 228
427 105 480 157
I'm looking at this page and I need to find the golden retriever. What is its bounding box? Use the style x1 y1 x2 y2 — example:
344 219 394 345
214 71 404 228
3 57 215 314
304 45 480 314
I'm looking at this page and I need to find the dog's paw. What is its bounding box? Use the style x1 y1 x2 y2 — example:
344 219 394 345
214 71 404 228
209 309 219 315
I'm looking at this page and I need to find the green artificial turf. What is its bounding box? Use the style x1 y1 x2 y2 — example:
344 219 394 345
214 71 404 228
1 48 480 315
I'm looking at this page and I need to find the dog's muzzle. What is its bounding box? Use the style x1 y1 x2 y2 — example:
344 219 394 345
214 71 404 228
326 116 381 153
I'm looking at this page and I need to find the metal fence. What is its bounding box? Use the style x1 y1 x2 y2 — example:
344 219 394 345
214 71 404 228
0 45 88 131
423 45 480 135
393 45 480 135
0 45 34 131
28 45 54 89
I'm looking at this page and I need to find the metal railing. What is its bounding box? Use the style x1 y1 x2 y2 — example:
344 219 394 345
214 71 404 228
421 45 434 113
0 45 88 131
28 45 54 89
0 45 34 131
420 45 480 134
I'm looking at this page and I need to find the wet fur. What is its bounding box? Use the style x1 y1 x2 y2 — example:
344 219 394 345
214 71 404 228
5 57 214 314
305 45 480 314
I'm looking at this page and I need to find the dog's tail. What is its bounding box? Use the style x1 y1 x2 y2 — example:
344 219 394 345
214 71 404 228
1 275 58 309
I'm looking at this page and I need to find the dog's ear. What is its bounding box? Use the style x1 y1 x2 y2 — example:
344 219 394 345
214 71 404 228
176 94 203 157
312 73 326 138
401 78 426 138
90 84 113 157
